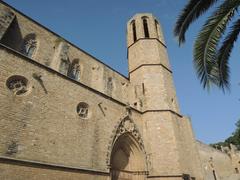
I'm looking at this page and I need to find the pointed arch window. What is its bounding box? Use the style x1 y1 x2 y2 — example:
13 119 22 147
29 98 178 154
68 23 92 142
131 20 137 42
68 59 80 80
22 33 37 58
142 17 149 38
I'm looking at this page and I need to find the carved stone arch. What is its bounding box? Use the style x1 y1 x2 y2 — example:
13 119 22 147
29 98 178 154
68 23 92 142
106 116 148 171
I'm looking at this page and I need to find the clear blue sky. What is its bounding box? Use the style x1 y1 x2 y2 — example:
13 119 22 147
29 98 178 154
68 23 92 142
4 0 240 144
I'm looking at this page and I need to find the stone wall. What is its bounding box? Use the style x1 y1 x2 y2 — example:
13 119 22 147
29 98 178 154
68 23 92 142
0 157 109 180
0 5 15 39
1 2 239 180
173 116 204 179
197 141 240 180
0 45 144 175
0 1 131 105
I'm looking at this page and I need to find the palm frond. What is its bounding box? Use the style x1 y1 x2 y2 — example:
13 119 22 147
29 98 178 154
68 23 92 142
216 18 240 91
194 0 240 89
174 0 219 45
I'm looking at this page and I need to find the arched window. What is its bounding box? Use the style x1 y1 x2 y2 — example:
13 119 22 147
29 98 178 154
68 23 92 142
68 59 80 80
131 20 137 42
59 58 70 76
22 33 37 58
142 18 149 38
155 20 159 38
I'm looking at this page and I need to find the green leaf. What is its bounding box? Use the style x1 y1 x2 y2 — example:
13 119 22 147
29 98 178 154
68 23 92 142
216 19 240 91
193 0 240 89
174 0 218 45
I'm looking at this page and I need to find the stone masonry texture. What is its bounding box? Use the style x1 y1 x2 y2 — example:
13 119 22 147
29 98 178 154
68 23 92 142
0 1 239 180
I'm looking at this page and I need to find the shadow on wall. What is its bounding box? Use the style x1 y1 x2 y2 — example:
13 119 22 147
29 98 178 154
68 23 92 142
0 17 23 51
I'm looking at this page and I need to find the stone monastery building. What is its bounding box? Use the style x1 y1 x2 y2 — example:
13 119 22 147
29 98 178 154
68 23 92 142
0 1 239 180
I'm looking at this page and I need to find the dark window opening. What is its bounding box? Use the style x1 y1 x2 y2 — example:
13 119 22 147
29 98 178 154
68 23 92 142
0 18 22 51
132 20 137 42
235 168 239 174
142 83 145 95
182 174 190 180
143 18 149 38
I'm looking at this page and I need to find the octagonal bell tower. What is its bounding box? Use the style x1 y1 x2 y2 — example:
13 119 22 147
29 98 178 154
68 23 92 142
127 14 203 179
127 13 179 113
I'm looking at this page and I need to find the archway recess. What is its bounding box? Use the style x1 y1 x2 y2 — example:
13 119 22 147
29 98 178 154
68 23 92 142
110 132 147 180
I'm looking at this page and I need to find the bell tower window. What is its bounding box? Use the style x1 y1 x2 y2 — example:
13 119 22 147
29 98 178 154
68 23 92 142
131 20 137 42
142 18 149 38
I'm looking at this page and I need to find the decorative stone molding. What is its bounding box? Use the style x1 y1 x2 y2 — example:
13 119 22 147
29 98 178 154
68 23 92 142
114 117 144 148
106 115 148 170
6 75 29 96
125 103 132 116
25 39 37 50
76 102 89 119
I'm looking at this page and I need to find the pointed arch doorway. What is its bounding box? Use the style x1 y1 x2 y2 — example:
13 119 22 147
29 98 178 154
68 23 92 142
110 133 147 180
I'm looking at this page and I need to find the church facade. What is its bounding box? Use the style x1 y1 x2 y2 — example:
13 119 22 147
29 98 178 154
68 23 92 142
0 2 239 180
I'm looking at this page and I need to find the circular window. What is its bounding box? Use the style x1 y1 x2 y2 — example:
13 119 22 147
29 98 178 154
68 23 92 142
6 75 29 95
77 102 89 119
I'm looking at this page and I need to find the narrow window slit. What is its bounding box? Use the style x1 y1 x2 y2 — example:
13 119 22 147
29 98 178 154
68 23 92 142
132 20 137 42
143 18 149 38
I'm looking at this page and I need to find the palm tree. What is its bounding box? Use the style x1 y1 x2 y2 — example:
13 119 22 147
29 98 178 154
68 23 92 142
174 0 240 91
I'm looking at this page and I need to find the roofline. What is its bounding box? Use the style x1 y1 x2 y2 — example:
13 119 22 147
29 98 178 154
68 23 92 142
1 0 129 80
